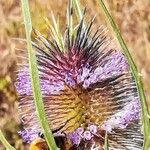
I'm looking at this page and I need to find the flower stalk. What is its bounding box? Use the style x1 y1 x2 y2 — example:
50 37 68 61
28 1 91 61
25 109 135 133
20 0 58 149
72 0 85 29
97 0 150 149
72 0 83 21
104 132 109 150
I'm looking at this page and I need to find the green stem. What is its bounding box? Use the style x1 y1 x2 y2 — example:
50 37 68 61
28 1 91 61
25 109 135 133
72 0 83 20
51 15 64 51
0 130 16 150
20 0 58 149
72 0 85 29
104 132 109 150
97 0 150 149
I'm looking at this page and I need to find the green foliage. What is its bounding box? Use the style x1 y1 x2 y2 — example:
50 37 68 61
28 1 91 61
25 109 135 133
45 15 65 52
20 0 58 149
104 132 109 150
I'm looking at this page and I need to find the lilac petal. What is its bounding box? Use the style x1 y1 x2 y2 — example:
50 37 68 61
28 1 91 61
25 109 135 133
68 131 81 145
76 127 84 136
15 69 64 95
82 51 128 88
101 124 112 132
64 73 76 87
18 129 39 143
88 124 97 134
15 69 31 95
77 64 91 83
83 131 93 140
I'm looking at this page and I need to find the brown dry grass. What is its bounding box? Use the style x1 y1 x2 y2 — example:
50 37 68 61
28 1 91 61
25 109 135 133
0 0 150 149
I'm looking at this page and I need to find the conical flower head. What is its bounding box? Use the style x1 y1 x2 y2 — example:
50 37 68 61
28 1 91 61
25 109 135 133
16 16 143 149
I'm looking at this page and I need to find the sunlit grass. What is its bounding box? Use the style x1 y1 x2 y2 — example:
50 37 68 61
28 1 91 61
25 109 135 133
20 0 58 149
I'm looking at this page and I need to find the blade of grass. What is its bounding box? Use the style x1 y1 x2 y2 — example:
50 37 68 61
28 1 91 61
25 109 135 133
72 0 85 29
51 14 64 51
45 15 64 52
97 0 150 149
0 130 16 150
72 0 83 20
20 0 58 149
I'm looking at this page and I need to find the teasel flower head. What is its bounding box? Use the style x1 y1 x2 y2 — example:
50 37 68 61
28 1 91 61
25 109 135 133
16 13 143 149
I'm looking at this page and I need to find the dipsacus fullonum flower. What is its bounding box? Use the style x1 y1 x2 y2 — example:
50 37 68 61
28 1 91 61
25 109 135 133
16 15 143 149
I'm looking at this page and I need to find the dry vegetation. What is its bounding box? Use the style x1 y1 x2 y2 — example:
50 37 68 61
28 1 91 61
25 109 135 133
0 0 150 149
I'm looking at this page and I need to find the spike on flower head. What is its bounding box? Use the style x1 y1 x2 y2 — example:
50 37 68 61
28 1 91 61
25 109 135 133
16 14 143 149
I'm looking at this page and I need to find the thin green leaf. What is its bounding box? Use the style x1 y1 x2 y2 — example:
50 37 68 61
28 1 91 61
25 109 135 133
97 0 150 149
20 0 58 149
72 0 85 29
45 14 64 51
72 0 83 20
0 130 16 150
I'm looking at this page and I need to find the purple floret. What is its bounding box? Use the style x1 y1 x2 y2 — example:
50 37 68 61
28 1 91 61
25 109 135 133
68 131 81 145
102 99 140 132
18 129 39 143
83 131 93 140
15 68 64 95
88 124 97 134
77 51 129 88
68 125 98 145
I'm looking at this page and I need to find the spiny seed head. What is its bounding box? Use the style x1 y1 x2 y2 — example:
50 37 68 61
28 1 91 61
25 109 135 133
16 15 143 149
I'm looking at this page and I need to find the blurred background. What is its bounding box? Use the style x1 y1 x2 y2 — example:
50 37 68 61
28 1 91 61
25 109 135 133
0 0 149 149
